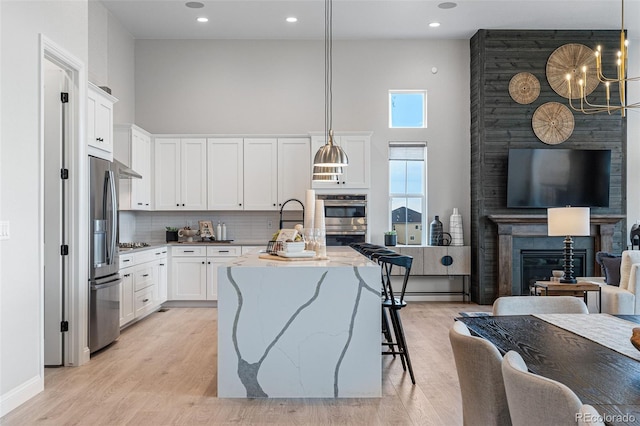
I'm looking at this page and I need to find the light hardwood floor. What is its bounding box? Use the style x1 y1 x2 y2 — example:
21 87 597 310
1 302 490 425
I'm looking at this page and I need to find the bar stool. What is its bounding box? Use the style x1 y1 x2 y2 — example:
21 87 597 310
378 254 416 384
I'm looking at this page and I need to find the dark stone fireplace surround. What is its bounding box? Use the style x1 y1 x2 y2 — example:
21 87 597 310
488 215 625 297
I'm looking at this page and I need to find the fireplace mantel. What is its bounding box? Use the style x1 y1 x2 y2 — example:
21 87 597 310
488 214 626 297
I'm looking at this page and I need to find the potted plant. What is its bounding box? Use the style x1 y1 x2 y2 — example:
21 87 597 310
166 226 179 243
384 230 397 247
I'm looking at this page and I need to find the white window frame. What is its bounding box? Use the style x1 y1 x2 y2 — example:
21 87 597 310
388 142 427 245
388 90 428 129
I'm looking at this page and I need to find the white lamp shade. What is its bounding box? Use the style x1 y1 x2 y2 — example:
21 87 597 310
547 207 590 236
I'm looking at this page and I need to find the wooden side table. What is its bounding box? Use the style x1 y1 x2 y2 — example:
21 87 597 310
532 281 602 313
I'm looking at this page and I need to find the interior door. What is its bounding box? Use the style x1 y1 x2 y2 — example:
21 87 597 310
43 59 70 366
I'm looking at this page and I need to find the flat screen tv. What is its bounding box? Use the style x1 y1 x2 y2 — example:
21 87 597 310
507 148 611 208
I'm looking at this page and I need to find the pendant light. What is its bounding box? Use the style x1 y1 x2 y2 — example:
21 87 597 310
313 0 348 181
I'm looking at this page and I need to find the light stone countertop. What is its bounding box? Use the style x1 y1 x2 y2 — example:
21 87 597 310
228 246 377 268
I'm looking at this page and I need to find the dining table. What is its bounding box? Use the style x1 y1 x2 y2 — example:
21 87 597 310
457 314 640 426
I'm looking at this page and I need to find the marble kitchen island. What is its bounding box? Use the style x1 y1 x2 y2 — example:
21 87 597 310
218 247 381 398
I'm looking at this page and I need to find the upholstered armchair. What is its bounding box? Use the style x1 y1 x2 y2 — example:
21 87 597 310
582 250 640 315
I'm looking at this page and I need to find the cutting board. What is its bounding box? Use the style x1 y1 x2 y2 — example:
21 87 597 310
258 253 327 262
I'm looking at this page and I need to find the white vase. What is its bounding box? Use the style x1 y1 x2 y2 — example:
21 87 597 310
449 207 463 246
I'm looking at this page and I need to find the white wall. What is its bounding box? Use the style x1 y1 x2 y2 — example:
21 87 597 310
88 0 135 124
134 39 471 243
626 31 640 241
0 0 88 416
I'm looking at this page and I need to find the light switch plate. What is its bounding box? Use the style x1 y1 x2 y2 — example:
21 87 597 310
0 221 10 240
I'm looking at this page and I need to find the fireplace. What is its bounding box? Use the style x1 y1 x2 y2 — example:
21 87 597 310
520 249 586 295
488 214 625 297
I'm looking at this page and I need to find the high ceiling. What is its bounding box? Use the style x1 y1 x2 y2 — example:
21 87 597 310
100 0 640 40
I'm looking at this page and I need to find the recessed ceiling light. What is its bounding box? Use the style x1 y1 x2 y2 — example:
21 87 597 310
286 17 298 23
186 1 204 8
438 2 457 9
197 16 209 23
429 22 441 28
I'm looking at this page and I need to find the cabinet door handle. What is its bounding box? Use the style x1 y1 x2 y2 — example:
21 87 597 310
159 263 165 266
142 274 149 277
202 261 205 264
182 204 185 206
142 298 149 303
124 273 131 277
123 259 131 263
137 202 143 205
208 261 211 264
184 250 195 253
273 203 276 206
176 203 179 206
239 203 242 206
156 252 161 255
218 250 229 253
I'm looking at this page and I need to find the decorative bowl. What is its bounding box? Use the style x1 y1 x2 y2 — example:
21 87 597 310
552 270 565 278
284 241 305 253
178 228 199 242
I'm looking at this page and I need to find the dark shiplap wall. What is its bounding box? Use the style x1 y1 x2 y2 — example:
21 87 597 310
470 30 627 305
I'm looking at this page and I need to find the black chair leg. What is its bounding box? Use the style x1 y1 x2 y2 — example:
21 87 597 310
388 307 407 372
381 306 396 357
391 308 415 385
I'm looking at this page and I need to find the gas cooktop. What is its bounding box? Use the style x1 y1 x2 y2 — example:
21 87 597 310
119 242 150 249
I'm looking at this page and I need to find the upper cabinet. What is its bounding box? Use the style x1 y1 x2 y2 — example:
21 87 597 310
243 138 278 210
114 124 151 210
154 138 207 210
310 132 371 189
87 82 118 161
277 138 311 209
207 138 244 210
208 137 310 211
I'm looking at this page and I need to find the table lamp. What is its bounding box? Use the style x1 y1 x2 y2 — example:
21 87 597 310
547 207 590 283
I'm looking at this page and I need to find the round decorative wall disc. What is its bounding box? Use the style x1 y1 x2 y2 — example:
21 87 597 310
532 102 575 145
509 72 540 104
546 43 598 99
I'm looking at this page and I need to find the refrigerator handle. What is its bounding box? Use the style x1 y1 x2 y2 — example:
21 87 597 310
104 169 117 265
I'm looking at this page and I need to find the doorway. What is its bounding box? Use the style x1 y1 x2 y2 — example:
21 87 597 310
43 58 70 366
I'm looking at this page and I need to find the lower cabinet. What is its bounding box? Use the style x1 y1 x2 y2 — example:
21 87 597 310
120 266 135 326
170 245 240 301
119 246 167 328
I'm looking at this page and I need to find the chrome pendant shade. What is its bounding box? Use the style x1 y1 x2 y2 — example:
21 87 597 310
312 0 348 181
313 132 348 168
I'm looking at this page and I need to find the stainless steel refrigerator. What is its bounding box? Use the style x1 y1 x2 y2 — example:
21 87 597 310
88 156 121 353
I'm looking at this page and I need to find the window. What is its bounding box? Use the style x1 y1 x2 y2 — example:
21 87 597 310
389 90 427 128
389 142 426 245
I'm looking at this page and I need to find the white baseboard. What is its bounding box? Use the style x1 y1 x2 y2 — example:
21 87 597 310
0 374 44 418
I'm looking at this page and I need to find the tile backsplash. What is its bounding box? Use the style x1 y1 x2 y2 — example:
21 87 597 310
119 210 307 243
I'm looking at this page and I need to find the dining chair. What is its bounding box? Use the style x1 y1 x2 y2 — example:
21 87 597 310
501 350 605 426
492 296 589 315
379 253 415 384
449 321 512 426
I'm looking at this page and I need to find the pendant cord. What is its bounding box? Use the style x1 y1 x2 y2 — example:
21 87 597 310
325 0 333 144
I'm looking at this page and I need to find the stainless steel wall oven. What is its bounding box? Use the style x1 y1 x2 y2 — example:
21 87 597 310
317 194 367 246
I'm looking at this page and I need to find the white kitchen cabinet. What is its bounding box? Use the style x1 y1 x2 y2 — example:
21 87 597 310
310 132 371 189
119 255 135 327
114 124 151 210
87 82 118 161
243 138 278 210
154 138 207 210
154 258 168 305
206 246 241 301
277 138 311 209
169 245 239 301
171 256 207 300
119 246 167 327
207 138 244 210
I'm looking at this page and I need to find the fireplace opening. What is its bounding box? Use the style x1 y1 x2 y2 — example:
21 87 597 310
520 249 586 294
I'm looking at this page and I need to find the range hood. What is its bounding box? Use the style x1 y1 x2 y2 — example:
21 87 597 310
113 159 142 179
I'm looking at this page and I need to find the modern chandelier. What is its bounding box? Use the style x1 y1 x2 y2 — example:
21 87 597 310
565 0 640 116
312 0 348 181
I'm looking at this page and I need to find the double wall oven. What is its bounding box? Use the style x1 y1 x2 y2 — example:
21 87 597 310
317 194 367 246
